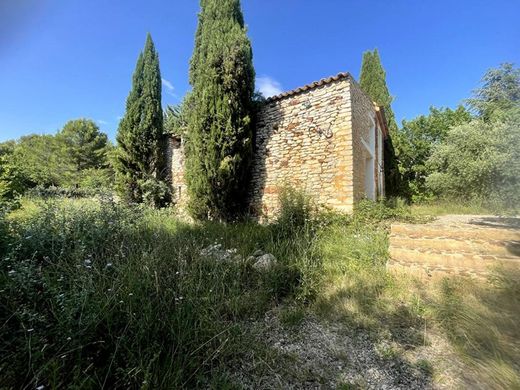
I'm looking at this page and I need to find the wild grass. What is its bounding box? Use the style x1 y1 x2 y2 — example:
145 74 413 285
312 200 520 389
0 195 320 388
410 199 497 217
1 195 518 388
426 271 520 389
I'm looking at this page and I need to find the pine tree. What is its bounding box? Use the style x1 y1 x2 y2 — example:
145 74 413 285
58 119 109 172
116 33 168 205
359 49 402 197
185 0 255 220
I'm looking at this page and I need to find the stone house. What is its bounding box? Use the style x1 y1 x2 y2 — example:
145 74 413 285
166 72 388 218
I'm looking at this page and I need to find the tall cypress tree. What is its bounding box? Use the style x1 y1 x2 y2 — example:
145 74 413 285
185 0 255 221
116 33 167 204
359 49 402 197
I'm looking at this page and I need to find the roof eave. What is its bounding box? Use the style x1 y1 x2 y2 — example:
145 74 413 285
265 72 352 103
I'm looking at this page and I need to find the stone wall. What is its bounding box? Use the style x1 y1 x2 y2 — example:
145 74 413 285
166 136 187 205
249 77 354 218
350 79 385 202
388 216 520 279
167 73 384 218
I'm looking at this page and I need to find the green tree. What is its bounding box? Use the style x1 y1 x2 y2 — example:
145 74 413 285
359 49 402 197
0 135 72 200
57 119 109 172
115 33 169 205
466 63 520 120
164 97 190 137
185 0 255 220
397 106 472 200
426 108 520 210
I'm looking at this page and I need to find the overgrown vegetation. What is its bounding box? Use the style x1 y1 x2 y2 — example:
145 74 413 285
396 106 472 201
0 194 320 388
115 33 170 207
0 119 112 204
1 3 519 387
184 0 255 221
1 193 519 388
395 63 520 212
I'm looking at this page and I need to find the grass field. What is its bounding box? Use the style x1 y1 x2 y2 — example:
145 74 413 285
1 196 518 388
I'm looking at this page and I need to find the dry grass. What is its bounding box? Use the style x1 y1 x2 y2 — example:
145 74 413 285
313 215 520 388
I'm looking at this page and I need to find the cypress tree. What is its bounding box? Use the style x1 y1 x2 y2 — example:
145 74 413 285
116 33 168 205
185 0 255 221
359 49 403 197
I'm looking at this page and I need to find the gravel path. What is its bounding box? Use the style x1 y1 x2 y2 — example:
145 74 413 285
233 311 466 389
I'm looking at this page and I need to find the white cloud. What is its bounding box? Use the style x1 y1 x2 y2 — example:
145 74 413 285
256 76 283 98
97 119 108 125
162 78 176 97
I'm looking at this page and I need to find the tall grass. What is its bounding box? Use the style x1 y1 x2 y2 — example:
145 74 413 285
312 200 520 388
428 271 520 389
2 195 518 388
0 196 320 388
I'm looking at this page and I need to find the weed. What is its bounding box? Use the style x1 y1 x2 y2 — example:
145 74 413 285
279 306 306 327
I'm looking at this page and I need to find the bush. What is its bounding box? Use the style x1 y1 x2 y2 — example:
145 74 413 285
0 205 9 256
78 168 114 190
25 185 111 200
426 110 520 212
353 198 411 224
138 177 172 208
275 186 315 236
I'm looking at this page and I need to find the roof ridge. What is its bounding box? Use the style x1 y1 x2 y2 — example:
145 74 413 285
265 72 352 103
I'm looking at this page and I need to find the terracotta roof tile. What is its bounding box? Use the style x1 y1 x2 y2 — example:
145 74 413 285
265 72 352 103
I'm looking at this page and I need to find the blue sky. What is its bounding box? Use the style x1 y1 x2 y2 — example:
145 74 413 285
1 0 519 142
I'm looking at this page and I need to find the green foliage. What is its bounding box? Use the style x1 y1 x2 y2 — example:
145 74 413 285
116 34 170 206
396 106 472 200
466 63 520 120
0 120 113 202
0 205 10 256
185 0 255 221
164 98 190 136
426 108 520 211
359 49 402 197
353 198 412 224
359 49 398 134
398 64 519 206
57 119 110 172
275 186 315 235
0 198 322 388
0 135 72 200
138 176 172 207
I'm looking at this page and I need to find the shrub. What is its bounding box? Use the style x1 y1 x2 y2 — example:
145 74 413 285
353 198 411 224
0 205 9 256
426 110 520 212
25 185 111 200
138 177 172 208
275 186 315 236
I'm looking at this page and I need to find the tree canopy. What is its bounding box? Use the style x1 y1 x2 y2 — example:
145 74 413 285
359 48 402 196
185 0 255 220
58 119 109 172
425 64 520 211
115 33 169 206
466 63 520 120
396 106 472 200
